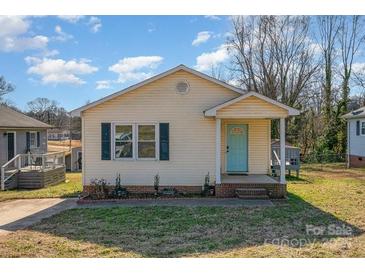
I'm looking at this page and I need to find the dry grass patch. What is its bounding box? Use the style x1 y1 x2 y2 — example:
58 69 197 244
0 163 364 257
0 173 82 202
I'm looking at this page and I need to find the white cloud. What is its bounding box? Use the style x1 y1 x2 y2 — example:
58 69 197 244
0 16 49 52
228 79 240 87
308 42 322 55
194 44 229 72
147 23 156 33
0 16 29 37
26 57 98 85
352 63 365 74
41 49 60 57
53 25 73 42
88 16 102 33
57 16 84 23
204 15 221 21
192 31 212 46
96 80 112 90
57 16 101 33
109 56 163 83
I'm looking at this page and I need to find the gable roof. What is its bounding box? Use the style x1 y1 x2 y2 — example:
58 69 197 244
70 64 245 116
342 106 365 119
0 105 52 129
204 91 300 116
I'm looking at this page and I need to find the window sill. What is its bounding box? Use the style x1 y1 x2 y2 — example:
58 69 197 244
113 158 159 161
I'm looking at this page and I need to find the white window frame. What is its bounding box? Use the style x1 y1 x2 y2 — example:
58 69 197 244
136 123 159 160
112 124 135 160
361 120 365 136
29 131 38 148
112 122 159 161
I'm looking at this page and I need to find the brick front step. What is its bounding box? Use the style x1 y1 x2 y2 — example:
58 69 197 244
235 188 269 199
216 183 286 198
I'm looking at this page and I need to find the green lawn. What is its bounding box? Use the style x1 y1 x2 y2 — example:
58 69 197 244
0 163 364 257
0 173 82 202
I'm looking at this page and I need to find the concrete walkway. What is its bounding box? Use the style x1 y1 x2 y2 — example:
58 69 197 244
0 198 273 235
0 198 77 235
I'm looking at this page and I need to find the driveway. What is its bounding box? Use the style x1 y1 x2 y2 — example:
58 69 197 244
0 198 77 235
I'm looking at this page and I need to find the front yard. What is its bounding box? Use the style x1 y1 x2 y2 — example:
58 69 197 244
0 163 364 257
0 173 82 202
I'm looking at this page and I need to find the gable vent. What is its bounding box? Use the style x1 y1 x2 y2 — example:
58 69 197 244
176 80 190 94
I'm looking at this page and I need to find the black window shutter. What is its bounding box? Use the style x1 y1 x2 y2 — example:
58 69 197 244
101 123 111 160
37 132 40 147
356 121 360 136
159 123 169 160
26 132 30 151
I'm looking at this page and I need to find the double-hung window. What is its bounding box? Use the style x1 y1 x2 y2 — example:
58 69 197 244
137 125 157 159
113 124 158 159
29 131 38 148
114 125 133 159
362 121 365 136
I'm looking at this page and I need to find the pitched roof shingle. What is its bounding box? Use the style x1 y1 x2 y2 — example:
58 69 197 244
0 105 52 129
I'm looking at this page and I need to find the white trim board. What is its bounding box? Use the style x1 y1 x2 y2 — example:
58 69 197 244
204 91 300 117
70 64 245 116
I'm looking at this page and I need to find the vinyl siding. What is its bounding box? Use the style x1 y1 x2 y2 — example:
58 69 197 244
348 119 365 157
220 119 271 174
0 129 47 167
82 70 239 186
216 96 288 118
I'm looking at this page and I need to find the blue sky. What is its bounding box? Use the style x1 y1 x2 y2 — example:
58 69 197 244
0 15 232 111
1 15 365 112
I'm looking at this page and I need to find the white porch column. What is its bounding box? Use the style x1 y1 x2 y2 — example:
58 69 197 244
280 117 286 184
215 118 221 184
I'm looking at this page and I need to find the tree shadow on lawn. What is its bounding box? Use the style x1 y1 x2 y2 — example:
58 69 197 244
7 193 359 258
286 176 312 184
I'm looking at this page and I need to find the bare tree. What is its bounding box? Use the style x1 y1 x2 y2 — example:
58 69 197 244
0 76 15 101
335 16 365 152
228 16 318 109
317 16 340 125
27 98 69 128
338 16 365 114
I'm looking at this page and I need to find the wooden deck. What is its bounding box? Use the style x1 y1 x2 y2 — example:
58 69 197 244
2 165 65 190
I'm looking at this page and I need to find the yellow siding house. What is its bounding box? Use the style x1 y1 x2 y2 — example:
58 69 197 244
71 65 299 198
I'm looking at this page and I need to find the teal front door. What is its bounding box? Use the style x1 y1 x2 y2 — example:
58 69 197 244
226 124 248 173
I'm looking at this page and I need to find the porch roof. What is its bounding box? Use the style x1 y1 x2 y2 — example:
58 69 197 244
204 91 300 118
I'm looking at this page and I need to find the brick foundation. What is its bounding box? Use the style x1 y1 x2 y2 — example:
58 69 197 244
349 154 365 168
83 185 203 195
215 183 287 199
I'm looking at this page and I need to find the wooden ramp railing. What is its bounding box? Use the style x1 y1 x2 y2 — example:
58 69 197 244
1 152 65 190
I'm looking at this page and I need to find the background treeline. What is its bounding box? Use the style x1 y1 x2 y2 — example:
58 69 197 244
223 16 365 161
1 16 365 161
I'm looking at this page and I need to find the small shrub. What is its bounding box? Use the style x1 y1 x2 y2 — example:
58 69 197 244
111 173 128 199
90 178 108 199
161 187 178 197
154 173 160 196
202 172 211 196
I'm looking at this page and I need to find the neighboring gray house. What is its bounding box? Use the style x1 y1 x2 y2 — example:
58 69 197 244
0 105 51 167
343 106 365 167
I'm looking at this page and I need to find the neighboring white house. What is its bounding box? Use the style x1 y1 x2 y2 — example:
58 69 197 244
343 106 365 168
71 65 300 198
48 129 70 141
